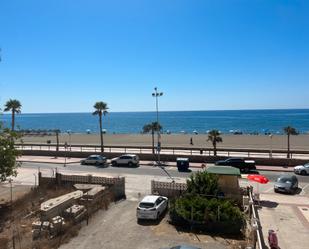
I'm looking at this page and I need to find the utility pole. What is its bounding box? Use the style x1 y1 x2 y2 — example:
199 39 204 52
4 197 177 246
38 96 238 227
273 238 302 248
152 87 163 165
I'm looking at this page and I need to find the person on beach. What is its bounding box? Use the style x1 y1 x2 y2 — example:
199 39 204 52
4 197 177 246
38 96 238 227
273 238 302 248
190 137 193 145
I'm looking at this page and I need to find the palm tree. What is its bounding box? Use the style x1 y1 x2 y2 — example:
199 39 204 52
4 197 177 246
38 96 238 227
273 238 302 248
207 129 223 156
142 122 162 154
54 129 61 152
283 126 298 158
93 101 109 153
4 99 22 131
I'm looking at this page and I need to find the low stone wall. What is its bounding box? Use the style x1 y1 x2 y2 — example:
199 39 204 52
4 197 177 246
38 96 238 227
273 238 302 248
39 172 125 201
22 149 308 166
151 180 187 198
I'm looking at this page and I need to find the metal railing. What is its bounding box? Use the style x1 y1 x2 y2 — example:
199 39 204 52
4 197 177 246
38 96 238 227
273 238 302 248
15 143 309 159
249 188 265 249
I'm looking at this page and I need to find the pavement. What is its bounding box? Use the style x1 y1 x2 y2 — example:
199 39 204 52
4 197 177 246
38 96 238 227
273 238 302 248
258 193 309 249
17 155 295 172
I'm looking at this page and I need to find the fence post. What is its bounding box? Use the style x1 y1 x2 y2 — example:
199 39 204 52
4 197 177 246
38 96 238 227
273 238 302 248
88 174 93 184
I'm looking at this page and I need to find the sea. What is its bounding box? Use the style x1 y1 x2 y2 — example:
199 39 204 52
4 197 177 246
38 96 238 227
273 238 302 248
1 109 309 135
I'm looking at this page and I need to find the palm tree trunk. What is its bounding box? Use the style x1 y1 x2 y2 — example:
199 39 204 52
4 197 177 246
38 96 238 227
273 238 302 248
151 130 155 154
287 133 290 158
213 141 217 156
99 113 104 153
56 132 59 152
11 111 15 131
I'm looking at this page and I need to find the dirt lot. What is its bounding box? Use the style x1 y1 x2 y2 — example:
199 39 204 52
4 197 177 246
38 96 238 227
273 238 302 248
0 185 81 249
60 199 244 249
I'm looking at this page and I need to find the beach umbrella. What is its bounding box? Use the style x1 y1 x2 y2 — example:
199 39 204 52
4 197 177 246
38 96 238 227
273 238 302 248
247 174 269 184
247 174 269 194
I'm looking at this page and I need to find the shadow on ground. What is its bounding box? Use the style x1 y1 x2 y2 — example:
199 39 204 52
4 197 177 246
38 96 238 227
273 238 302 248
260 200 279 208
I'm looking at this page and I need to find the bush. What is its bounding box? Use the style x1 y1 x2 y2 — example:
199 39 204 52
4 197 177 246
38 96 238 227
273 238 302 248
169 170 245 235
186 171 219 197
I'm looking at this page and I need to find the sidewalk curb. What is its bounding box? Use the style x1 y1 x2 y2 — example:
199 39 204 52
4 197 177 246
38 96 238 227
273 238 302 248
17 160 80 165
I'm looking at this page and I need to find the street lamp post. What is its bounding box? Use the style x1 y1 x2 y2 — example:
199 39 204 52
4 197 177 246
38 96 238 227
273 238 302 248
152 87 163 165
269 134 273 158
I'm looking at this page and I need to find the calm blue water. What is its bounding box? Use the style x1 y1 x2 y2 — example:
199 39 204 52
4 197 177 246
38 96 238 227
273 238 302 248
1 109 309 134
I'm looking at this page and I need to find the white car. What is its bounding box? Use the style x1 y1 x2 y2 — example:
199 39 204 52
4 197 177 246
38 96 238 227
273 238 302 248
294 163 309 175
136 195 168 220
80 155 107 166
111 154 139 167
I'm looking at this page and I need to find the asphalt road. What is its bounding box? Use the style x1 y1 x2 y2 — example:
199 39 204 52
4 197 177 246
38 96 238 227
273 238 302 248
20 162 309 184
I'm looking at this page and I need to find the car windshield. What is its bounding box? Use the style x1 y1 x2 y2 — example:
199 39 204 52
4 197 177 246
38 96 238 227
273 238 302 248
278 177 292 183
139 202 155 208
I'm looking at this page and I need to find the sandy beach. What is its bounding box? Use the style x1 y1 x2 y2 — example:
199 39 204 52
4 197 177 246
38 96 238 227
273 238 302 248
18 134 309 150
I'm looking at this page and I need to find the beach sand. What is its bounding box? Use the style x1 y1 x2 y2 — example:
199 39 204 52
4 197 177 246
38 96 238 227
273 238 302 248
19 134 309 150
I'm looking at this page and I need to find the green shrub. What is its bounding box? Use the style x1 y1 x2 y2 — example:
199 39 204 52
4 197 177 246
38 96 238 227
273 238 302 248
186 171 219 197
170 194 245 234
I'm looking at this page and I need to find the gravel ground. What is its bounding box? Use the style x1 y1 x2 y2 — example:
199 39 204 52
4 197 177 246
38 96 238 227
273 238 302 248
60 200 229 249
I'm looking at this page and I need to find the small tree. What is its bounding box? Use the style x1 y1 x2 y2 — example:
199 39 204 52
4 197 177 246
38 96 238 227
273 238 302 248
283 126 298 158
207 129 222 156
0 125 21 181
4 99 22 131
186 171 219 197
142 122 162 154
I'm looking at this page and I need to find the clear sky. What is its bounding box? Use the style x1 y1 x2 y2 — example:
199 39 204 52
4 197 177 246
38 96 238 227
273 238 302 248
0 0 308 113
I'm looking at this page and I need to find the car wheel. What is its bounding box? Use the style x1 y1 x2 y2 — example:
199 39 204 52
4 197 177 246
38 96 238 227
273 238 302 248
128 162 133 167
274 189 278 193
112 161 117 166
301 170 307 175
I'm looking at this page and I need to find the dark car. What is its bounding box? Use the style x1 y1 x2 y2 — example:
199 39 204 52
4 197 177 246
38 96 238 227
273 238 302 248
215 158 256 172
274 175 298 194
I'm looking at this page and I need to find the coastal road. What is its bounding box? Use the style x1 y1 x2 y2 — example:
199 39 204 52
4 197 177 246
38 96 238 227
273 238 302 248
14 162 309 194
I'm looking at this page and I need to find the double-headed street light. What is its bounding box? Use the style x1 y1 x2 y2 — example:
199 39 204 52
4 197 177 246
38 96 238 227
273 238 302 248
152 87 163 165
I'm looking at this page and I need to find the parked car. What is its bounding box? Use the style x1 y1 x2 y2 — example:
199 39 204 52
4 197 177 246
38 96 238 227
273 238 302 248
215 158 256 172
294 163 309 175
80 155 107 166
136 195 168 220
274 175 298 194
111 154 139 167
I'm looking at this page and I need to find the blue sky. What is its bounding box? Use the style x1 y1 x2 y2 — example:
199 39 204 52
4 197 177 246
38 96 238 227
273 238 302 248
0 0 308 113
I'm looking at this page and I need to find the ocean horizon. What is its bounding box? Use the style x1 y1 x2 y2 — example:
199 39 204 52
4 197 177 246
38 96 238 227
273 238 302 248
1 109 309 135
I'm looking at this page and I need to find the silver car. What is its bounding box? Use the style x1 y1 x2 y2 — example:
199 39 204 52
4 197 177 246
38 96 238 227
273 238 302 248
294 163 309 175
111 154 139 167
274 175 298 194
80 155 107 166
